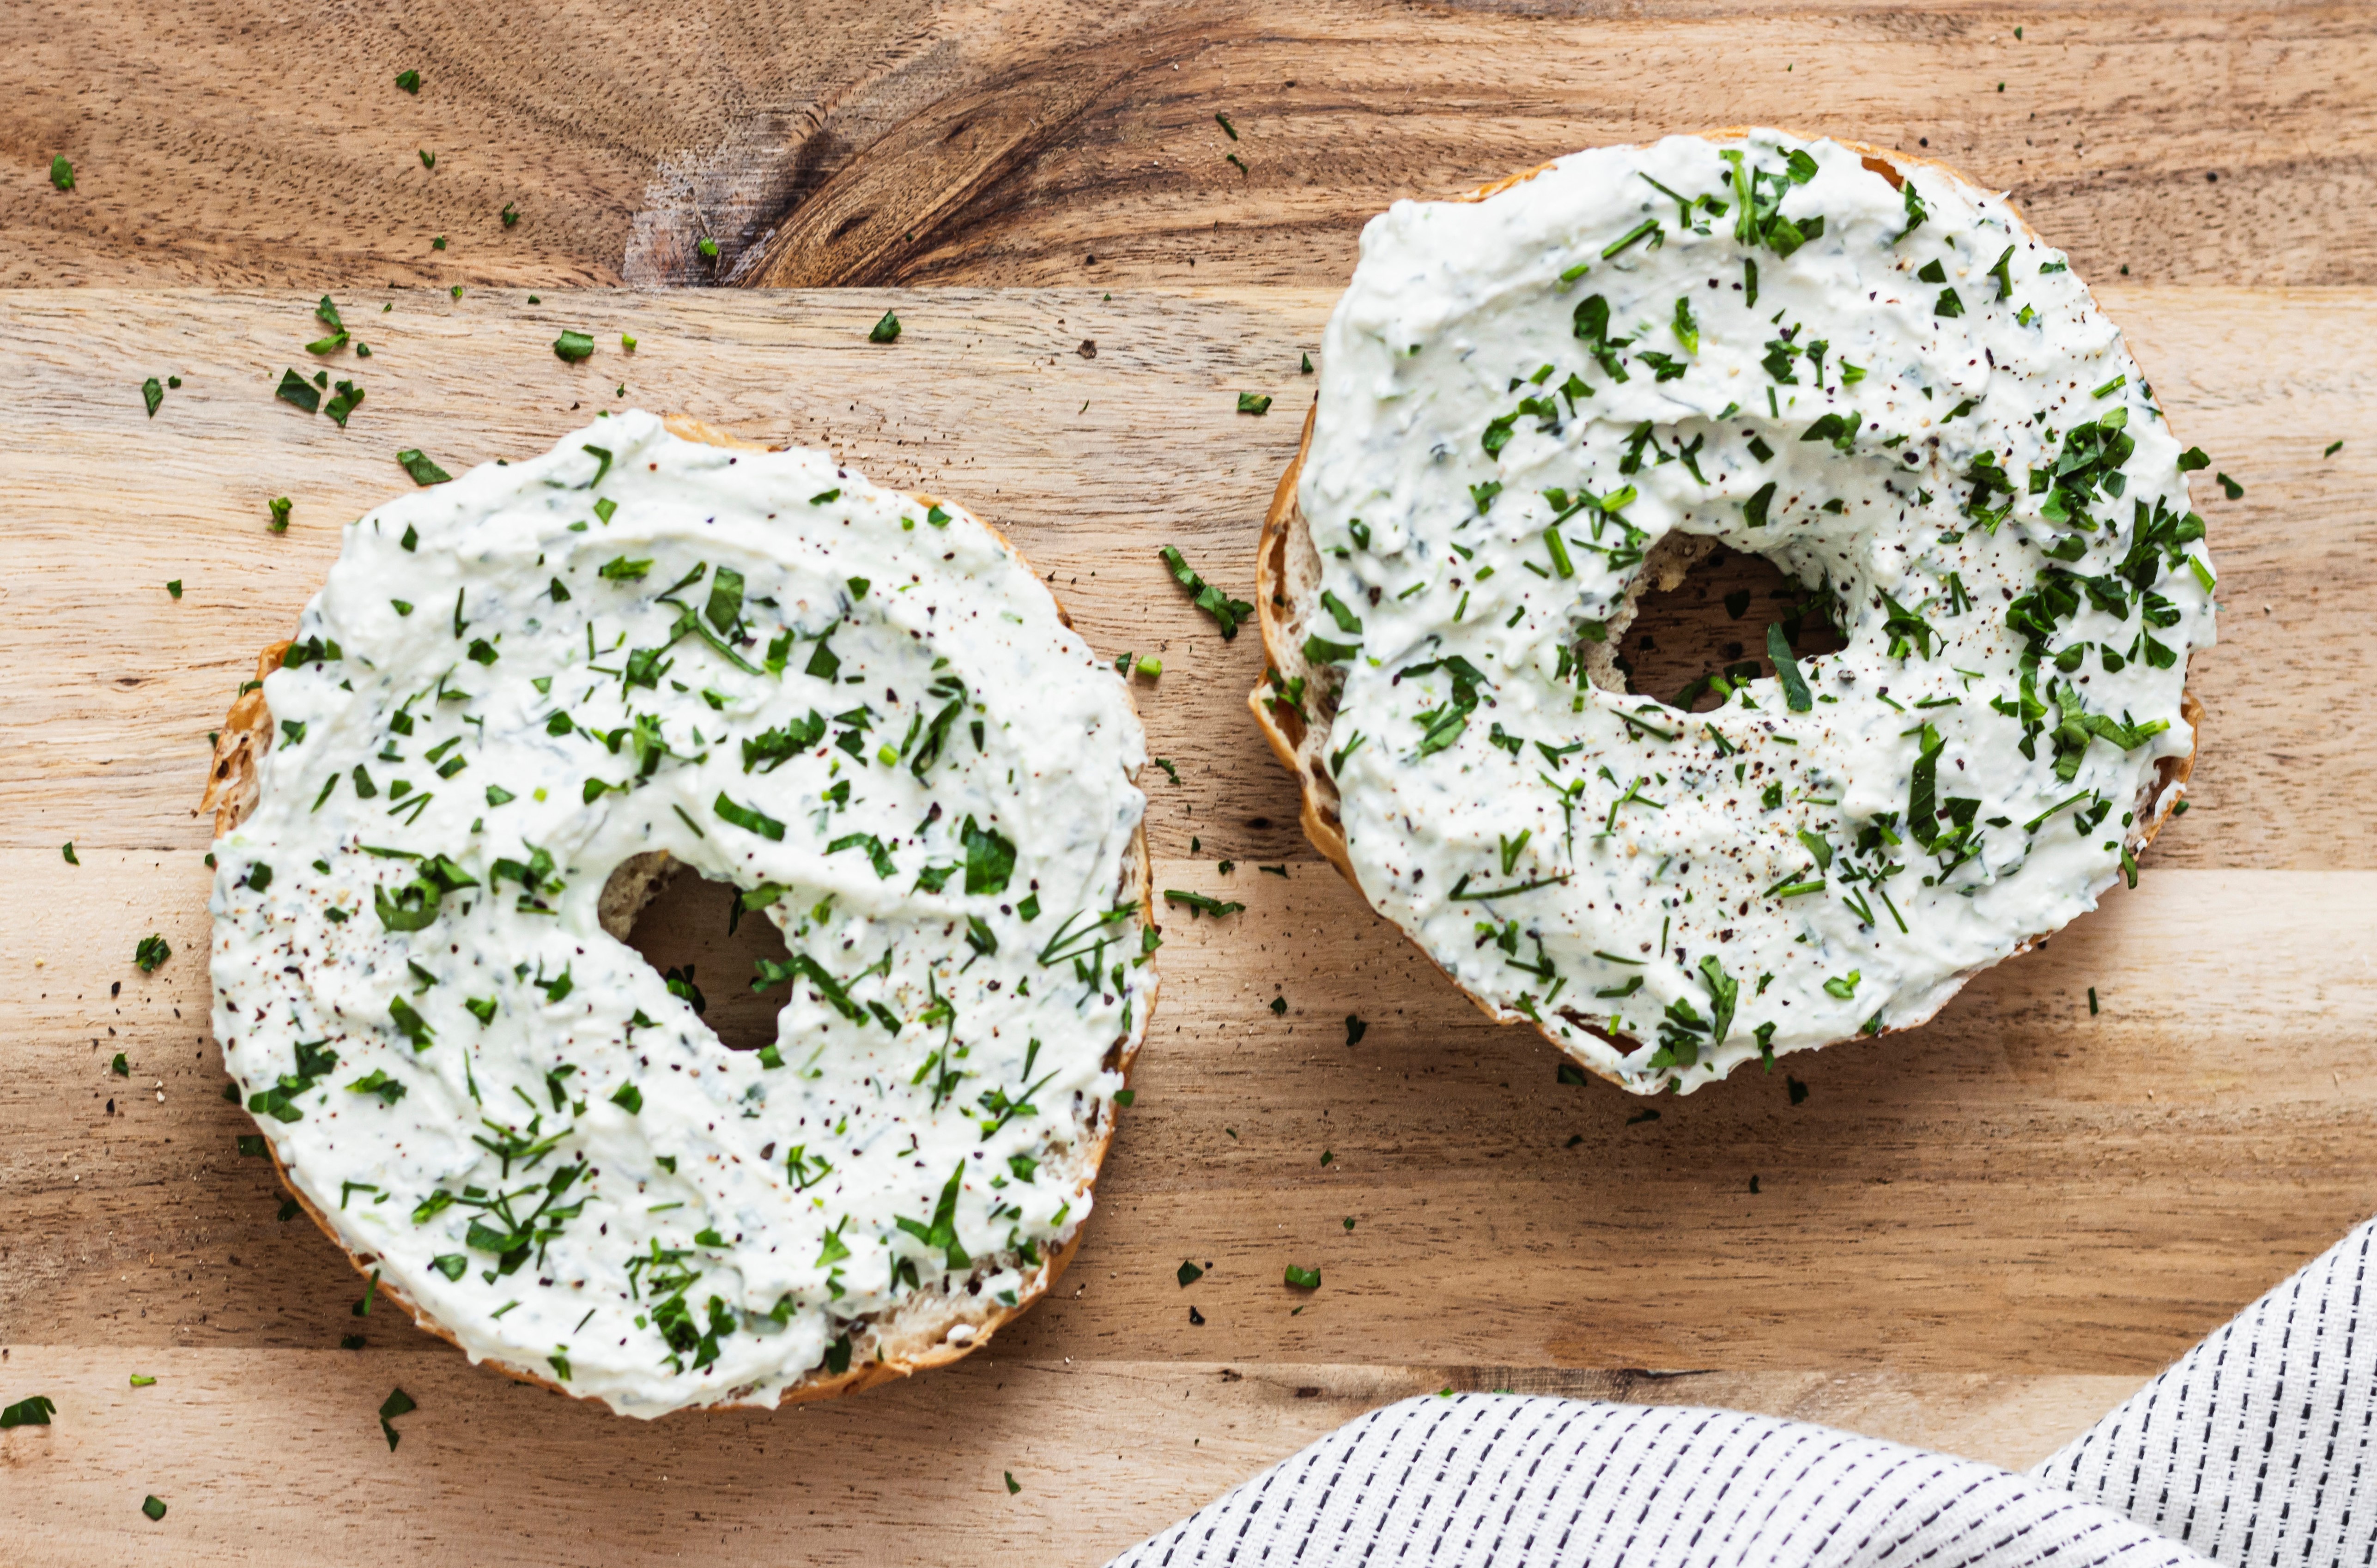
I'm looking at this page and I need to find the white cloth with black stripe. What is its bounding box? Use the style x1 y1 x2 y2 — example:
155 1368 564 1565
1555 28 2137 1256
1112 1219 2377 1567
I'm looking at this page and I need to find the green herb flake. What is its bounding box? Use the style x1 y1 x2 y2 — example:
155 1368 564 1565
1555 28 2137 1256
1160 545 1255 640
1237 392 1273 415
715 792 787 842
377 1386 416 1450
49 156 74 192
1284 1264 1321 1290
553 330 596 364
275 368 322 414
1163 889 1245 919
324 380 365 427
133 933 171 973
395 69 421 93
142 1495 168 1521
1766 624 1813 711
397 448 452 486
142 377 165 417
61 842 78 865
869 310 902 344
0 1395 56 1428
165 579 182 599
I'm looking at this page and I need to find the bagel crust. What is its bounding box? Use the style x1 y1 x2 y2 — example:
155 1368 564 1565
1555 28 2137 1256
1253 130 2209 1094
205 413 1155 1415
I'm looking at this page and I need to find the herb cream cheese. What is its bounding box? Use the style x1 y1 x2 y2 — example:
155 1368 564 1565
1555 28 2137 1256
1297 131 2212 1093
210 412 1152 1415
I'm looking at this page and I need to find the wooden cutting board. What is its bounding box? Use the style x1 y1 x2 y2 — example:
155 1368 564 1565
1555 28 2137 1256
3 284 2374 1566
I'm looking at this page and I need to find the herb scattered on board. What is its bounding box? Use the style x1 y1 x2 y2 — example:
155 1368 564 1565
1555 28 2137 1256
1159 545 1253 639
1177 1260 1205 1287
275 369 322 415
50 156 75 192
1163 889 1244 919
61 842 78 865
378 1386 416 1450
142 377 164 417
1284 1264 1321 1290
142 1496 168 1521
0 1394 56 1428
1005 1471 1021 1495
1237 392 1273 416
868 310 902 344
396 69 421 93
397 449 453 486
133 934 171 973
553 330 595 364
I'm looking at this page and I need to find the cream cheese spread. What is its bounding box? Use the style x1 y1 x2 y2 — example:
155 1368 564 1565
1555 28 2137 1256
1300 131 2213 1093
210 412 1151 1415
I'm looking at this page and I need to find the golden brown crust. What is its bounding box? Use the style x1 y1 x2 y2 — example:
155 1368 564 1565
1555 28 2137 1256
1251 131 2206 1085
205 415 1153 1411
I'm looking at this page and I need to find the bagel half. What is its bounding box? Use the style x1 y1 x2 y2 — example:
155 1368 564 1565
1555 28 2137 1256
203 415 1154 1409
1251 131 2203 1090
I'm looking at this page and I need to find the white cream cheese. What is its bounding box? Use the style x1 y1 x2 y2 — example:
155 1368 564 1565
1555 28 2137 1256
210 412 1151 1415
1301 131 2213 1093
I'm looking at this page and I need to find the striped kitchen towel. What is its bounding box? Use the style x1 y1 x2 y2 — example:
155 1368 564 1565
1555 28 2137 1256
1111 1219 2377 1567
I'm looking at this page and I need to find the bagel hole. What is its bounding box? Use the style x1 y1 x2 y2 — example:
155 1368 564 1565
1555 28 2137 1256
612 861 796 1055
1617 544 1846 712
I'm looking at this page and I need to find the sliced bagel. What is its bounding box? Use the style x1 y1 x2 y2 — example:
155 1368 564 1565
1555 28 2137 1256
205 414 1155 1412
1253 129 2205 1092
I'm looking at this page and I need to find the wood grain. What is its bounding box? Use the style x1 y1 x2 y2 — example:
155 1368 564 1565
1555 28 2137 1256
0 1348 2141 1565
0 284 2371 1564
6 4 2376 291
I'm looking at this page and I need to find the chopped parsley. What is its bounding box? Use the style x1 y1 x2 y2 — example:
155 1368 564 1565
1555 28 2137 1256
1162 889 1245 919
274 368 322 414
396 448 452 486
0 1394 56 1428
1159 545 1254 640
